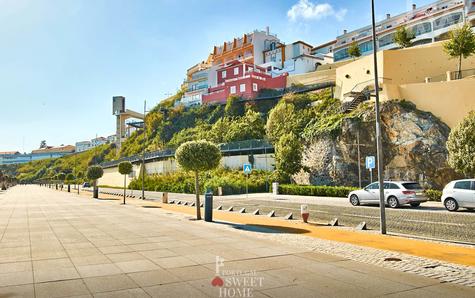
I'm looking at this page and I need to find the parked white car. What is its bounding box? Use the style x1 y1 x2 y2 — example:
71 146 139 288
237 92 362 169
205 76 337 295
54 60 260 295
441 179 475 212
348 181 427 208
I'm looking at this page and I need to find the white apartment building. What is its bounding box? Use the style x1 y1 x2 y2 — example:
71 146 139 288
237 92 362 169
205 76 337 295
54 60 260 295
333 0 475 62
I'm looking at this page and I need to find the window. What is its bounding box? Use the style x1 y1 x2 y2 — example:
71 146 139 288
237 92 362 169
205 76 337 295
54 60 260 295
366 183 379 190
384 183 400 190
239 84 246 92
234 67 239 75
402 182 422 190
410 22 432 36
222 70 227 78
252 83 258 91
433 12 463 31
230 86 236 94
359 40 373 54
334 48 350 61
379 33 395 47
454 181 472 190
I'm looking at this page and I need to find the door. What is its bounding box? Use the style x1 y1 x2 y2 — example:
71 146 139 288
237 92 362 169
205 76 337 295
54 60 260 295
453 181 473 207
467 181 475 208
362 182 380 203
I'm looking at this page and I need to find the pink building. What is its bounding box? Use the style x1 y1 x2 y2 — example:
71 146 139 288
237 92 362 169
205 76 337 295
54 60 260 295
202 60 287 105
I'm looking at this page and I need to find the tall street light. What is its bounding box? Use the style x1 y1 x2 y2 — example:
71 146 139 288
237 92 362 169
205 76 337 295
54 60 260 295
142 100 147 200
371 0 387 234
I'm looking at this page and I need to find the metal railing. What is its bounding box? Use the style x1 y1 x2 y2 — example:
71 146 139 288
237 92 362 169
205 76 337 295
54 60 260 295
101 139 274 168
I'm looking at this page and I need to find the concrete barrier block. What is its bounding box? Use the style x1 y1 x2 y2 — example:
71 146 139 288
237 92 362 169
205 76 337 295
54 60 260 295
330 218 339 226
356 222 367 230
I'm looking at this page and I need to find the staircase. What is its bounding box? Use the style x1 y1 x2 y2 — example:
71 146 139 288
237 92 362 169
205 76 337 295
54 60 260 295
341 87 371 113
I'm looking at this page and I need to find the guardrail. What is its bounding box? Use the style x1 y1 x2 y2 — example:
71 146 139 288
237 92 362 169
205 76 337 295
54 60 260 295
101 139 274 168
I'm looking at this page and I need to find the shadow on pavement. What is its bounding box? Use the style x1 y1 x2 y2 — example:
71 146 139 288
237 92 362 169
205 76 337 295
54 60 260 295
213 221 310 234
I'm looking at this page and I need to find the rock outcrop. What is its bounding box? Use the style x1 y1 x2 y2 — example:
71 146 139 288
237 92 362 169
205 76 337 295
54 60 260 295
294 101 459 189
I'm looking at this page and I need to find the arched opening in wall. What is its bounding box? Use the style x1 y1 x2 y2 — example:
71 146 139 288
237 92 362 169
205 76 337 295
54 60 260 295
434 32 450 42
315 62 322 70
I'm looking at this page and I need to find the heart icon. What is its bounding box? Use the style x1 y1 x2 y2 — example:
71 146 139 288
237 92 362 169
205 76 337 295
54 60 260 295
211 276 224 287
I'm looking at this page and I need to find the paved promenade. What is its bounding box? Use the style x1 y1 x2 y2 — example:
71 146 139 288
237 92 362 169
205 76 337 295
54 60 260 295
0 186 474 297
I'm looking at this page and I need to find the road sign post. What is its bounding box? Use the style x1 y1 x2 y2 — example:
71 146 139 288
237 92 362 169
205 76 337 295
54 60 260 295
243 163 252 199
366 156 375 183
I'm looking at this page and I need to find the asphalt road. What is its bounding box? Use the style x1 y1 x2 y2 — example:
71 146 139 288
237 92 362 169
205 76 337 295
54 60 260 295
94 187 475 244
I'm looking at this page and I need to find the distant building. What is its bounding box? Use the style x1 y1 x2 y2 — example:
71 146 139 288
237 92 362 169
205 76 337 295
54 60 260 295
211 27 280 66
75 141 92 153
91 137 107 147
202 60 287 105
260 40 326 76
332 0 475 62
0 145 75 165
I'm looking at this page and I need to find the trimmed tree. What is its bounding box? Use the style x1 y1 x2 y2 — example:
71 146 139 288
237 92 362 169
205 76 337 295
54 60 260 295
57 172 65 191
348 42 361 59
394 26 415 48
65 173 75 193
118 161 133 204
87 166 104 199
274 132 303 183
447 111 475 177
443 23 475 79
175 140 221 220
76 171 84 194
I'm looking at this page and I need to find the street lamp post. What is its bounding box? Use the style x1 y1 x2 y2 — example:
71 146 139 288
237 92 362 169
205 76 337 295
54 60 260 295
142 100 147 200
371 0 387 234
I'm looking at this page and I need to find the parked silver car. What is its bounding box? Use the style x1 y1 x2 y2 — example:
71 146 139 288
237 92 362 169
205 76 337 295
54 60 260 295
348 181 427 208
441 179 475 212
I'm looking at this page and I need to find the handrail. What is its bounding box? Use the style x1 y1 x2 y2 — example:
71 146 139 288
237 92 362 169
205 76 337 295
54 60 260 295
346 77 392 96
101 139 274 168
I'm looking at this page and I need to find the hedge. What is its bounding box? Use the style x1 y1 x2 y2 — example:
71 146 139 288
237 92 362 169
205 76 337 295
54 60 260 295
424 189 442 201
278 184 358 197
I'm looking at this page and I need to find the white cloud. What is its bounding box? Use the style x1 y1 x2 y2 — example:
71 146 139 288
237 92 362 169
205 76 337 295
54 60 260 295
287 0 347 22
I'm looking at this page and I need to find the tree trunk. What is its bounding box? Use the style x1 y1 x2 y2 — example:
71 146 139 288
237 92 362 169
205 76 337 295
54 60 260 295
195 171 201 220
77 183 80 195
123 175 126 205
458 55 462 80
68 184 70 192
93 180 98 199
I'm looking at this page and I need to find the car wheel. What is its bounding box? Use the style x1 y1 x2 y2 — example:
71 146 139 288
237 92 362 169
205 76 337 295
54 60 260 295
444 198 459 212
350 194 360 206
410 202 420 207
387 196 399 208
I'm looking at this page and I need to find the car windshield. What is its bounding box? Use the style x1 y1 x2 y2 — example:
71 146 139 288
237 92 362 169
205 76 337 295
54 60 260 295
402 182 422 190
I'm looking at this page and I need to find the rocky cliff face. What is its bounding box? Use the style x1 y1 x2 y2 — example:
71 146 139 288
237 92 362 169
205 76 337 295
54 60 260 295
293 101 458 189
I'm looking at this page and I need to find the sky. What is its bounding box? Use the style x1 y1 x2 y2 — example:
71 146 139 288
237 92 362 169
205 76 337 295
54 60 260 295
0 0 435 152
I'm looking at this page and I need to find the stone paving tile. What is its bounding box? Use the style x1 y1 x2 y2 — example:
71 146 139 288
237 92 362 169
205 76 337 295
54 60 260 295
0 284 35 298
127 269 180 287
151 256 198 269
82 274 139 293
0 261 33 287
93 288 151 298
143 281 210 298
33 258 80 283
114 259 160 273
165 265 216 282
34 279 91 298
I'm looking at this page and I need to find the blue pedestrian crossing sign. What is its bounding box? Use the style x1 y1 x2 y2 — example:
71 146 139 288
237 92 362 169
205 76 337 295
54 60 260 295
365 156 376 170
243 163 252 174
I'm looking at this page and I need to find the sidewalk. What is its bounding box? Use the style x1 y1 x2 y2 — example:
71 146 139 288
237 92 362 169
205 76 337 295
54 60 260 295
2 185 473 297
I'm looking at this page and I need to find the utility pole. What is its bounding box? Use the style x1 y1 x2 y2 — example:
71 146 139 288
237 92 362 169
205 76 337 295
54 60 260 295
371 0 387 235
141 100 147 200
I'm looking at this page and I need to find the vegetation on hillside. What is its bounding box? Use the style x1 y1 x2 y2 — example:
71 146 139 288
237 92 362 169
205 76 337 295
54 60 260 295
16 144 115 183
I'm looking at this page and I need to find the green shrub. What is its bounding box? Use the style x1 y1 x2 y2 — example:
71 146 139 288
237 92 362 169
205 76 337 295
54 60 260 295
278 184 358 197
424 189 442 201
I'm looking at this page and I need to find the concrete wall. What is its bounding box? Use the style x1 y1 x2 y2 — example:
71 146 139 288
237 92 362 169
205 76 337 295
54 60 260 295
336 42 475 100
98 153 275 188
397 79 475 128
